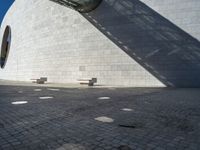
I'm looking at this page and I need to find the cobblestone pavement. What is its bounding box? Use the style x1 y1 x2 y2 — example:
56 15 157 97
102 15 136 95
0 85 200 150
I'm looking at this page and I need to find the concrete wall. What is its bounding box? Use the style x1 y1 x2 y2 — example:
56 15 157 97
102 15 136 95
140 0 200 40
0 0 200 87
83 0 200 87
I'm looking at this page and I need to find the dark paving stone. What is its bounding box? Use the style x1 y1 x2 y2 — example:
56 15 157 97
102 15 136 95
0 85 200 150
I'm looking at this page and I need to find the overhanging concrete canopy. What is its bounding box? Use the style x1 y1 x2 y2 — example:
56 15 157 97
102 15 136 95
50 0 102 12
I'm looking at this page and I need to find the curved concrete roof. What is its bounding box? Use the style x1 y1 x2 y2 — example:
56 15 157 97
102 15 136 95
49 0 102 13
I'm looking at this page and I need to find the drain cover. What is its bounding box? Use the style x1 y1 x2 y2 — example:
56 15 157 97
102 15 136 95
118 121 143 129
118 124 136 128
118 145 132 150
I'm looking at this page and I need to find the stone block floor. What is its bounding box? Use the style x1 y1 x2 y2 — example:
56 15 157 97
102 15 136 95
0 85 199 150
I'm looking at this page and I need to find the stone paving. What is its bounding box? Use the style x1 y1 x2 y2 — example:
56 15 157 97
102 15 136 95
0 85 200 150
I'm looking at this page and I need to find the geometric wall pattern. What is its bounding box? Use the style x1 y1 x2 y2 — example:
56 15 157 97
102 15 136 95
0 0 200 87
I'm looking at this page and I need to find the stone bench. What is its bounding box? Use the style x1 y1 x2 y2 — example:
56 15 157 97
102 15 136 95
31 77 47 84
77 78 97 86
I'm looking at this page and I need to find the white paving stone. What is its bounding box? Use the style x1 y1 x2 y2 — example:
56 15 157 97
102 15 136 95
39 96 53 100
12 101 28 105
95 116 114 123
121 108 133 112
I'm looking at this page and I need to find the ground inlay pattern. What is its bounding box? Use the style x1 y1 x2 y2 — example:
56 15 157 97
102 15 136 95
0 86 199 150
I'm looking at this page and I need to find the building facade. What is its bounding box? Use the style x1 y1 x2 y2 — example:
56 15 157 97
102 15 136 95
0 0 200 87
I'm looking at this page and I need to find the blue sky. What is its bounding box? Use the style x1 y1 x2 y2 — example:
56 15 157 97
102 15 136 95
0 0 14 26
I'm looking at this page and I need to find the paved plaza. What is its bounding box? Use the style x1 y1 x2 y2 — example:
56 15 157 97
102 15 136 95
0 84 200 150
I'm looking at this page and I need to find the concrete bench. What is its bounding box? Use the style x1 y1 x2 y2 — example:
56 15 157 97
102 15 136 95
77 78 97 86
31 77 47 84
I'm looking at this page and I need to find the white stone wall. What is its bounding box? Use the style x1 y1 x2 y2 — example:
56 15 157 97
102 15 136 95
0 0 165 87
0 0 200 87
140 0 200 40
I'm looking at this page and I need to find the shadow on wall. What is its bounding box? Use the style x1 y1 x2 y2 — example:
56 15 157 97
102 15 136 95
82 0 200 87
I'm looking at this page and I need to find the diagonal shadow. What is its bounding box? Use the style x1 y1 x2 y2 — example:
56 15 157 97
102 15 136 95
81 0 200 87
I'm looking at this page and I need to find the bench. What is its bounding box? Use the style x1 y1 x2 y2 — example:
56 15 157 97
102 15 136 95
31 77 48 84
77 78 97 86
